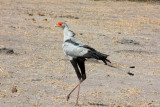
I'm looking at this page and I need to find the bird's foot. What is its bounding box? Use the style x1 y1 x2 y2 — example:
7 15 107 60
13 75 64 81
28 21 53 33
66 95 70 101
75 103 79 106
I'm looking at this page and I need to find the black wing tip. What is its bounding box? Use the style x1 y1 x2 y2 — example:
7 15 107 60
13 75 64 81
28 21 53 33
102 58 111 65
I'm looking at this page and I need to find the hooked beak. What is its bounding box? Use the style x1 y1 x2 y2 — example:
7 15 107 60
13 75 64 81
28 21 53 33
55 24 59 27
55 24 62 27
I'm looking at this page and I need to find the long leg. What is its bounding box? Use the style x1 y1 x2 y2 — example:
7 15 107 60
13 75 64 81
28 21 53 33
67 80 81 101
67 59 82 101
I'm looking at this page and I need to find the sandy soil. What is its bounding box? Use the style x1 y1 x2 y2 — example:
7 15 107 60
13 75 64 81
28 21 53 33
0 0 160 106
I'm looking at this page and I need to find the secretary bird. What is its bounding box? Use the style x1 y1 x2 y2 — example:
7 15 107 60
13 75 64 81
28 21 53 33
55 22 114 105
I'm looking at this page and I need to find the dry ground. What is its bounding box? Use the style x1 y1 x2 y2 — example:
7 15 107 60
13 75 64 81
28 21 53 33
0 0 160 106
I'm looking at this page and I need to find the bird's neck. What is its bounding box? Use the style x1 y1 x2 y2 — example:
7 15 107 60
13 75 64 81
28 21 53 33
63 26 75 42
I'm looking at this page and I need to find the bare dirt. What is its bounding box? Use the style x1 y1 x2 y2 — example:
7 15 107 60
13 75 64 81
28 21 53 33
0 0 160 106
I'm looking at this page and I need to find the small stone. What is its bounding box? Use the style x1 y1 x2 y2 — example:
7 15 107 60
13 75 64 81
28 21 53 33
128 72 134 76
12 86 18 93
130 66 135 68
28 13 33 16
32 18 36 21
38 13 45 16
79 33 83 35
43 19 47 21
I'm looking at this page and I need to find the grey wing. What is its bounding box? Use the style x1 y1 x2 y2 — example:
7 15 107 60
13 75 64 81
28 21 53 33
63 38 110 63
63 42 89 59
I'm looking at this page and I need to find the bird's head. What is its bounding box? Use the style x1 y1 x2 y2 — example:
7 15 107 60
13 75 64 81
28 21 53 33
55 22 67 29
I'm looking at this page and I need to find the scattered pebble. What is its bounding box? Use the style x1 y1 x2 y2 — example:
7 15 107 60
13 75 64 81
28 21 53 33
38 26 43 28
130 66 135 68
12 86 18 93
148 100 154 105
32 18 36 21
38 13 45 16
117 31 121 34
118 39 140 45
28 13 33 16
0 48 14 54
43 18 47 21
128 72 134 76
79 33 83 35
